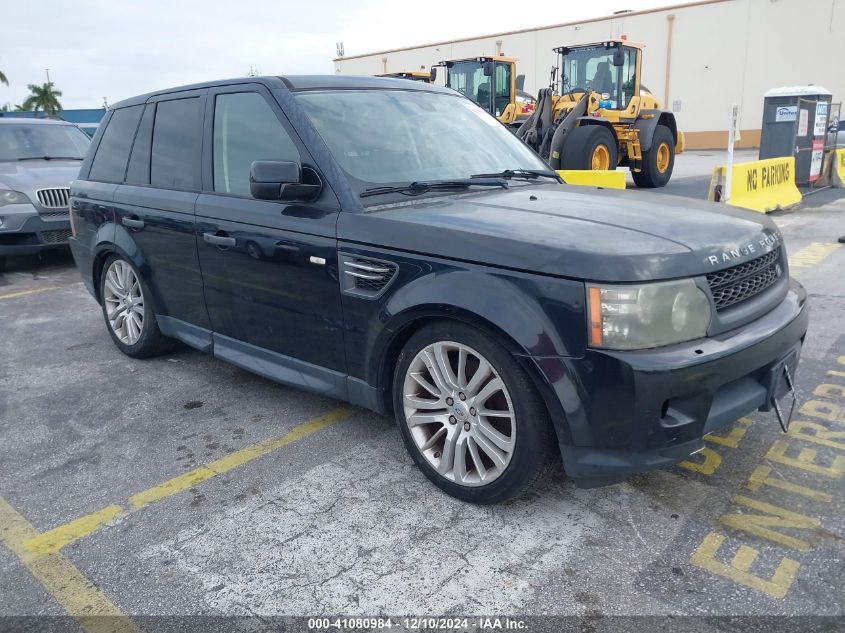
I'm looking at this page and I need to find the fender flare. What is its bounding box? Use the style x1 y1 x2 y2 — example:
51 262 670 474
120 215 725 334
90 225 153 305
366 269 585 444
635 110 678 152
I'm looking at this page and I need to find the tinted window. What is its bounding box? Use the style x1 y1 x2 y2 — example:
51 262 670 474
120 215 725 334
213 92 300 196
88 106 143 182
151 97 201 189
125 104 154 185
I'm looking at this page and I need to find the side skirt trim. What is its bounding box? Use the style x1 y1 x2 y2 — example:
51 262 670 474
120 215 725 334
157 315 213 353
154 316 383 412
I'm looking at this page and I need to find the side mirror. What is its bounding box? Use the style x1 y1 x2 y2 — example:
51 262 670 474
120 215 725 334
429 67 437 83
249 160 321 202
515 74 525 91
483 61 495 77
612 47 625 67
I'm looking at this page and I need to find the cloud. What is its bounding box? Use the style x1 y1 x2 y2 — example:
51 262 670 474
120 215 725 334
0 0 665 109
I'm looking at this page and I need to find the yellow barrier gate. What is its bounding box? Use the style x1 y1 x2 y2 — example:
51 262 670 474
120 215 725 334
707 157 802 213
832 149 845 188
557 170 626 190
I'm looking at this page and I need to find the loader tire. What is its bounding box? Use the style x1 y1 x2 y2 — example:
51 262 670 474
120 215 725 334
632 125 675 188
560 125 617 171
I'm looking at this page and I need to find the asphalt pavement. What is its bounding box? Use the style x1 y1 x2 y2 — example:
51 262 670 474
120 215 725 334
1 160 843 633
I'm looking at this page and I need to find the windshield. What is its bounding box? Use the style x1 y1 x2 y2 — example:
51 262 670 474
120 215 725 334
0 122 91 161
559 44 637 109
295 89 548 190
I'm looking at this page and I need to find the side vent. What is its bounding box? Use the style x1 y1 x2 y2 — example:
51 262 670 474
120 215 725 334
340 254 398 299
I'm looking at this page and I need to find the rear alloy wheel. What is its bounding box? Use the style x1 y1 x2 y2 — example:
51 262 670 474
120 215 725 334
632 124 675 188
99 255 174 358
394 322 553 503
103 259 145 346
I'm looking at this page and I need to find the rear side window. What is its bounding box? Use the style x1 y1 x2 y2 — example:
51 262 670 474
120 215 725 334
125 104 154 185
88 106 143 183
213 92 300 196
151 97 201 189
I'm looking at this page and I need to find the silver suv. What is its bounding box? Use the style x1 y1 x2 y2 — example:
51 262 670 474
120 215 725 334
0 118 91 271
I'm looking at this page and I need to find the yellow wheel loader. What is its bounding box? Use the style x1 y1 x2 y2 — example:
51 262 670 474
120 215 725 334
516 39 683 187
432 56 529 127
377 71 433 83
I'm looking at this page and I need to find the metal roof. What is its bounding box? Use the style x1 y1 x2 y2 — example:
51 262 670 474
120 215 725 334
332 0 732 61
764 85 832 97
110 75 454 110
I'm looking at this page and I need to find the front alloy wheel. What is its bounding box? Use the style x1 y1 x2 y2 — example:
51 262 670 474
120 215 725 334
394 322 553 503
403 341 516 486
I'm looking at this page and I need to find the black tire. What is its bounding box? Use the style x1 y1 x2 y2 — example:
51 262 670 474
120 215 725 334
392 321 554 504
560 125 618 171
0 256 6 273
99 254 175 359
632 124 675 188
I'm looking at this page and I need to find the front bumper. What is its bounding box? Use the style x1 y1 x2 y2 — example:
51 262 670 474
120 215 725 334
0 205 72 256
530 279 809 487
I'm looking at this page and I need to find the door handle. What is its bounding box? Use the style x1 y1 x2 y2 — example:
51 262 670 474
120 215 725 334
123 216 145 229
203 232 236 248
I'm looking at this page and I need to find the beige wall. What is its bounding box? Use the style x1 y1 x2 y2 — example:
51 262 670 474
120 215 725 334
334 0 844 149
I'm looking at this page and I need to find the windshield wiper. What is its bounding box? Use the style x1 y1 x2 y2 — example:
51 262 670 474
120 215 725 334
360 178 507 198
470 168 560 181
18 156 83 161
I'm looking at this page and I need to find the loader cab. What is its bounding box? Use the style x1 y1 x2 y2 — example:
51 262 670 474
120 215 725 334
556 41 641 112
439 56 521 124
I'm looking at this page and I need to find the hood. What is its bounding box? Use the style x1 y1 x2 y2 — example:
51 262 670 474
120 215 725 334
338 184 782 282
0 160 82 200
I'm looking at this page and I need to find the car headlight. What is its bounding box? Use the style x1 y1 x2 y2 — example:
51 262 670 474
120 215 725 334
0 190 31 207
587 279 711 350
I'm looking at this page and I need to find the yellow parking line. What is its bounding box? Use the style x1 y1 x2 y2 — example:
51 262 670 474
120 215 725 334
0 286 62 300
24 407 351 555
788 242 841 269
0 496 142 633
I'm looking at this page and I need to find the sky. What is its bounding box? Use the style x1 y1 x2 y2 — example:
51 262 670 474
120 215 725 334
1 0 670 110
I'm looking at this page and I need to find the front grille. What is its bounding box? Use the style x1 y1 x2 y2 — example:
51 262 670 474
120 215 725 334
36 187 70 209
41 229 73 244
340 255 398 298
706 248 783 311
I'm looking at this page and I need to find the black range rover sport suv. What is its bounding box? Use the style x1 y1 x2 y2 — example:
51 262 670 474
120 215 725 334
68 76 808 503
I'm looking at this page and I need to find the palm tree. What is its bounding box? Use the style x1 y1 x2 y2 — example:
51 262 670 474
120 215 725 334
21 82 63 117
0 70 8 86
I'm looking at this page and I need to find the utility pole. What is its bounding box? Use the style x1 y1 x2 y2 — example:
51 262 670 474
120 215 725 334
45 68 51 84
724 103 740 203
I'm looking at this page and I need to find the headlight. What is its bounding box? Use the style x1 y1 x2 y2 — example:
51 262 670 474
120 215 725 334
0 190 31 207
587 279 711 350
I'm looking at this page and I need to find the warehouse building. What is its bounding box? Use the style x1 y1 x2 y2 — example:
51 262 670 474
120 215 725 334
333 0 843 149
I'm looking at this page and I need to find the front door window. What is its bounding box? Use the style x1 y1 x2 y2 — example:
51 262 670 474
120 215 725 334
213 92 300 196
